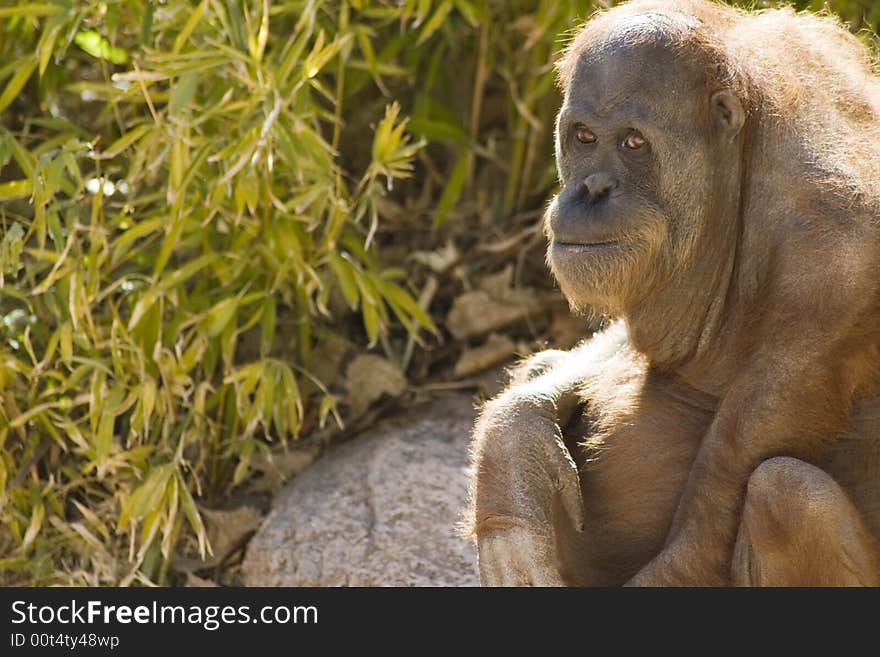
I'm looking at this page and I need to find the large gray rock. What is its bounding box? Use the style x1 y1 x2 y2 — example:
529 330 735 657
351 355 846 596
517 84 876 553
242 394 479 586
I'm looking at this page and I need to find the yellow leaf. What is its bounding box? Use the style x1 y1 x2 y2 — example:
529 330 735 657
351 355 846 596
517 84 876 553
95 410 115 463
178 472 211 558
119 464 174 529
74 31 128 65
362 297 380 346
102 124 151 159
37 23 61 76
417 0 452 45
60 322 73 361
173 0 208 53
22 502 45 552
127 289 159 330
0 59 37 113
203 297 239 337
0 5 62 18
329 252 359 309
0 179 31 201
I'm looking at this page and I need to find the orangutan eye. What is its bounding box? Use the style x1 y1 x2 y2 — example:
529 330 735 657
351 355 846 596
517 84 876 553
575 125 597 144
623 131 647 150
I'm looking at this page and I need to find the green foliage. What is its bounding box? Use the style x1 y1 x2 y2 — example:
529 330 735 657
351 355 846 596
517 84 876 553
0 0 877 584
0 0 442 585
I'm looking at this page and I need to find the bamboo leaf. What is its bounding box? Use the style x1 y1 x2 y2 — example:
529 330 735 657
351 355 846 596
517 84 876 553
417 0 453 45
329 252 359 309
202 296 239 337
169 71 199 114
21 502 45 553
0 58 37 112
37 21 62 76
95 410 115 464
375 277 438 334
74 31 128 65
173 0 209 54
178 472 210 557
0 5 63 18
433 153 470 226
119 464 174 529
102 124 151 159
260 296 276 355
0 180 33 201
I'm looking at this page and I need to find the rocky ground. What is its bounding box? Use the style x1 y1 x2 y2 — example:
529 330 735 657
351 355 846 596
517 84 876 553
241 394 480 587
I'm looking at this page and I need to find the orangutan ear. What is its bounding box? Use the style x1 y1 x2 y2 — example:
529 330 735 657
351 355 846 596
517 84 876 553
711 89 745 141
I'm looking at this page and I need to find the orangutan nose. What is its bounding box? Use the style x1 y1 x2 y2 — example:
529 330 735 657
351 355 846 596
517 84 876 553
582 172 618 203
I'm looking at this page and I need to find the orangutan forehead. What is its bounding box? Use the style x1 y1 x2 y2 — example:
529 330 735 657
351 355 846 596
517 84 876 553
565 41 706 118
558 10 713 91
601 11 702 48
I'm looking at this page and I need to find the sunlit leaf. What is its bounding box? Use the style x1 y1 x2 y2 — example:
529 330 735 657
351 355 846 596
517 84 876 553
0 58 37 112
173 0 208 54
119 464 174 529
178 471 210 558
74 31 128 65
21 502 45 553
203 297 239 337
417 0 453 44
102 124 152 159
0 180 31 201
0 5 62 18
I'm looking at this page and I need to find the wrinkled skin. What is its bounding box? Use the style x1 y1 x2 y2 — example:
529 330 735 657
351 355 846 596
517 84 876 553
467 0 880 586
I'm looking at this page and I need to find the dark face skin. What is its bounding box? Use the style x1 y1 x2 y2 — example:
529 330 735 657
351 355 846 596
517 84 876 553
546 37 726 315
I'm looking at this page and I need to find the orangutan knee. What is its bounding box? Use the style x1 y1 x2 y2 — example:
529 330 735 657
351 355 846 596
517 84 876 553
733 457 880 586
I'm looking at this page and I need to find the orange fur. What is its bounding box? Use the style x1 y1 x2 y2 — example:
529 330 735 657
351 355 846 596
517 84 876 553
468 0 880 586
